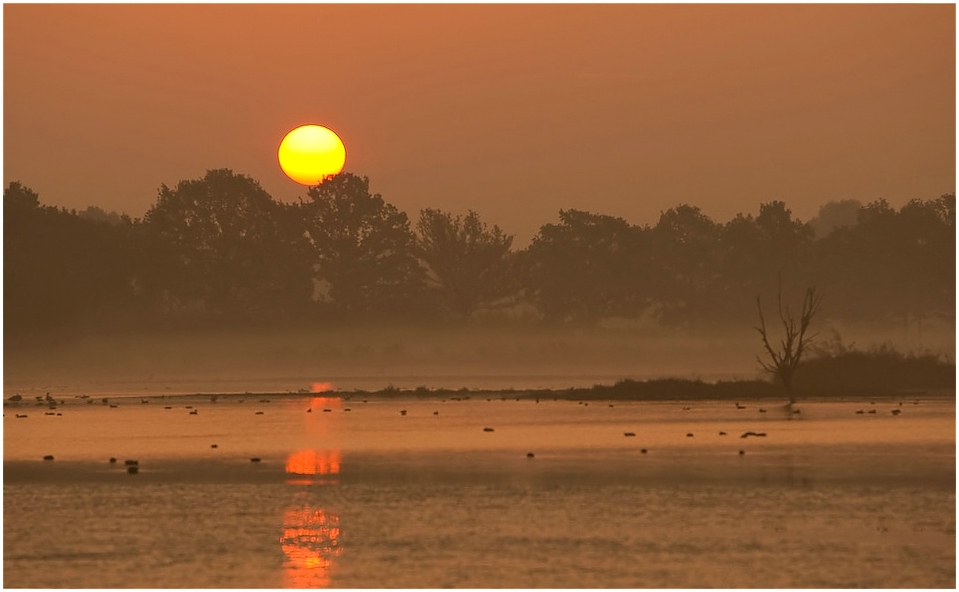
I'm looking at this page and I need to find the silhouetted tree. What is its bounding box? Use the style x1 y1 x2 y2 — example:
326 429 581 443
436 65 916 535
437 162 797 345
415 208 516 319
810 195 955 329
756 285 823 405
141 169 311 324
299 173 425 317
5 182 137 341
524 210 649 322
650 204 721 323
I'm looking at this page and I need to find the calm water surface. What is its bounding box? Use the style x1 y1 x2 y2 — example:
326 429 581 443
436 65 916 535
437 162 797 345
4 395 955 587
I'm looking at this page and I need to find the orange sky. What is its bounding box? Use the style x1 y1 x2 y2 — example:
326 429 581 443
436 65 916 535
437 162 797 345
4 4 955 243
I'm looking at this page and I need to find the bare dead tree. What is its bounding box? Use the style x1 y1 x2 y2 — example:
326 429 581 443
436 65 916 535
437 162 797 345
755 286 823 405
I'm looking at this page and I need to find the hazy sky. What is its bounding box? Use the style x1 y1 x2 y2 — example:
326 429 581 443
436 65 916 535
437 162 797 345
4 4 955 243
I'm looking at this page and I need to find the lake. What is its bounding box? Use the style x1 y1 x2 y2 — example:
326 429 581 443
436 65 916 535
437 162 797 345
4 393 955 587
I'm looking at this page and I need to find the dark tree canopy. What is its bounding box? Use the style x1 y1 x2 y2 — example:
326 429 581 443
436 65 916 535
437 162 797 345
415 208 516 319
141 169 311 323
299 173 425 317
525 209 649 322
3 172 954 342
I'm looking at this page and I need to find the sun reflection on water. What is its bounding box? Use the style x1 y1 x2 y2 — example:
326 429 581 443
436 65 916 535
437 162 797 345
281 449 343 588
286 449 341 477
280 507 341 588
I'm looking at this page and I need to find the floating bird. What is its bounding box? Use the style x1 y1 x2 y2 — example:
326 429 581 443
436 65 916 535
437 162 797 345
127 466 139 475
624 432 636 437
255 411 264 415
433 411 439 415
109 457 117 463
526 452 535 459
483 427 495 432
189 409 198 415
164 406 172 410
686 433 694 437
210 444 218 449
868 409 877 414
400 410 407 416
43 455 54 461
855 409 865 414
250 457 261 463
15 414 27 418
719 431 727 436
306 408 312 413
641 448 648 454
792 409 801 415
735 403 746 410
758 408 767 413
45 412 55 416
322 408 331 413
344 408 352 412
109 404 118 408
185 406 193 409
891 409 902 416
141 399 149 404
609 404 614 408
739 450 745 455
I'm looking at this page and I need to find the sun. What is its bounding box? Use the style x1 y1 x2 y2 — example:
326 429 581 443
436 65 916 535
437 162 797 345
278 125 346 185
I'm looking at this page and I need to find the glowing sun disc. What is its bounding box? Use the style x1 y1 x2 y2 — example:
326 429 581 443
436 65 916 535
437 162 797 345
278 125 346 185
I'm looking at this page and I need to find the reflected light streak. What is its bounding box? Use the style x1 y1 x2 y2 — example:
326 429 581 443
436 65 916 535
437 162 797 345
285 449 341 476
311 382 334 393
280 507 341 588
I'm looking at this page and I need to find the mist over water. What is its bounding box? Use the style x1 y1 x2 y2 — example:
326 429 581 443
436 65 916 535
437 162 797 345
4 319 953 397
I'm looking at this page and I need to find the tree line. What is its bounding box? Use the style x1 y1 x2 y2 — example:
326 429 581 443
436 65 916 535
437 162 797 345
4 170 954 343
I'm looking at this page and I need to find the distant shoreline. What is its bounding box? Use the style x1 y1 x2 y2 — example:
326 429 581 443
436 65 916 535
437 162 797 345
9 380 952 406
